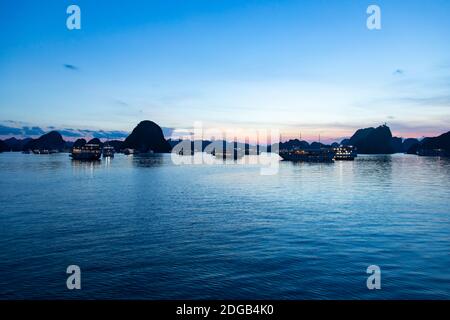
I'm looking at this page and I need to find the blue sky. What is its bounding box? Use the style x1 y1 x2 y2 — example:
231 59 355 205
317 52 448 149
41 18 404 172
0 0 449 141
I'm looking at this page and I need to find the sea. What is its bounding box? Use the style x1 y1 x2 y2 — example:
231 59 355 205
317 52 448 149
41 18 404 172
0 152 449 299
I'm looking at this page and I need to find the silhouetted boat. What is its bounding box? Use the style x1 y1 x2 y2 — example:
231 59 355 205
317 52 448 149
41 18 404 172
71 143 101 161
102 145 115 157
417 148 448 157
211 148 244 160
279 149 334 162
123 148 136 155
32 149 57 154
333 145 357 160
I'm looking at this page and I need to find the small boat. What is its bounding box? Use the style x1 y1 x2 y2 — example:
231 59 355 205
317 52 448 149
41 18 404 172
178 148 194 156
333 145 357 160
279 148 335 162
136 150 154 156
211 148 244 160
71 143 101 161
32 149 51 154
102 145 115 158
123 148 136 155
417 148 448 157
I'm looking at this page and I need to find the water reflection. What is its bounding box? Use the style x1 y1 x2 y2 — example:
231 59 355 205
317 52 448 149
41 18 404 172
131 153 166 167
352 155 393 185
71 159 101 167
356 154 393 163
289 161 335 167
1 152 450 299
103 156 113 167
71 159 102 177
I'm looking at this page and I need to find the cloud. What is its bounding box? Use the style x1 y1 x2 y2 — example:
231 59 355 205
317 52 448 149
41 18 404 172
0 120 174 140
57 129 84 138
387 118 450 138
0 124 46 137
396 95 450 107
63 64 79 71
0 125 22 135
58 128 130 140
114 99 130 107
22 126 45 135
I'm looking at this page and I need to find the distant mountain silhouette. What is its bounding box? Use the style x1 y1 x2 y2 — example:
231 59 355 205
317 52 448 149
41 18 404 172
331 142 340 148
3 137 32 151
122 120 171 153
406 142 419 155
279 139 310 150
87 138 102 146
167 139 182 149
390 137 404 153
420 131 450 150
23 131 66 151
403 138 419 153
343 125 394 154
417 131 450 156
0 139 8 152
175 140 213 152
310 142 331 149
73 138 87 148
2 120 447 157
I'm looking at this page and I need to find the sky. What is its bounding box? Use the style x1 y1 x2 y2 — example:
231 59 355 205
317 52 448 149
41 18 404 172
0 0 449 142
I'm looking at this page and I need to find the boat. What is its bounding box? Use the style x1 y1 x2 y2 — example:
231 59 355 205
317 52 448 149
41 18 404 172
123 148 136 155
333 145 357 160
417 148 448 157
71 143 101 161
32 149 59 154
279 148 335 162
32 149 51 154
211 148 244 160
102 145 115 158
136 150 154 156
177 148 194 156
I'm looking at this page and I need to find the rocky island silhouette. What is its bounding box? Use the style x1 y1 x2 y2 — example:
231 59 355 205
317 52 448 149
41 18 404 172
0 121 449 157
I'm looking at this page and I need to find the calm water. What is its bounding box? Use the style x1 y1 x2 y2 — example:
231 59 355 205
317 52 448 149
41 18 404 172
0 152 449 299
